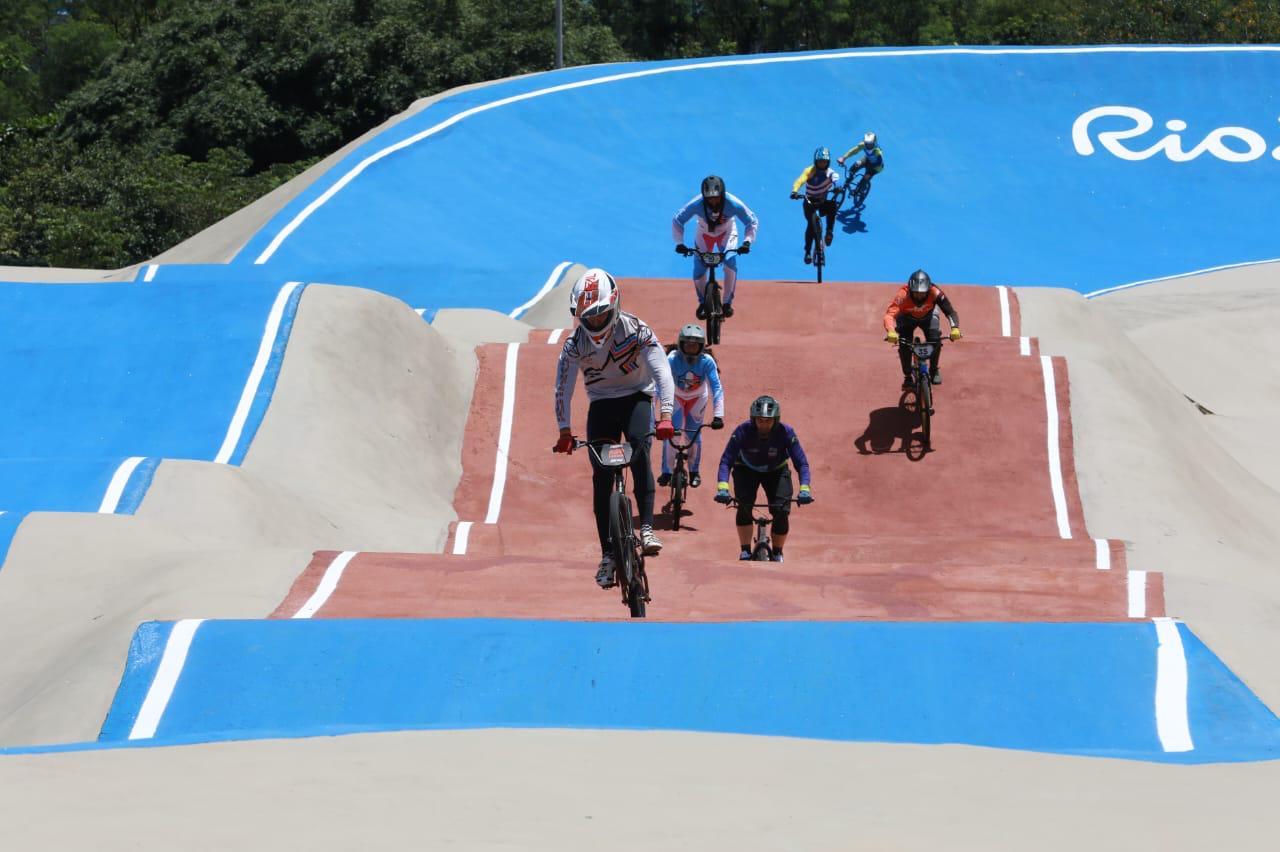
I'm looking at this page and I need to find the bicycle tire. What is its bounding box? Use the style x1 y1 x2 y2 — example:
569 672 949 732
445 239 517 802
707 281 723 345
919 376 933 448
670 469 685 531
609 490 635 591
752 543 772 561
810 211 825 284
627 565 647 618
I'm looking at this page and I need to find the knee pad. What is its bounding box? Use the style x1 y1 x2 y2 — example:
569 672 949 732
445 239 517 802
736 505 754 526
771 511 790 536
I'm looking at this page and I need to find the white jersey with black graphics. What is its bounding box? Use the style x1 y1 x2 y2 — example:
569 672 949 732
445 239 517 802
555 312 675 430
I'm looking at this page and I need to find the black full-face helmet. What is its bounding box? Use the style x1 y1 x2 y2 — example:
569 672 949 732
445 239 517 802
908 269 933 305
701 175 726 221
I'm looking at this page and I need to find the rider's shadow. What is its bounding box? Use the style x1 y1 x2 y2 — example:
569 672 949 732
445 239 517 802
854 403 921 456
837 206 867 234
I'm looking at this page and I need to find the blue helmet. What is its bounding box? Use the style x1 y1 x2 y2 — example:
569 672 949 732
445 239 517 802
813 146 831 167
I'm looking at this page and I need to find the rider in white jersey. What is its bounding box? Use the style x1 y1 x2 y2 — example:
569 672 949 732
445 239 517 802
553 268 676 588
672 175 759 320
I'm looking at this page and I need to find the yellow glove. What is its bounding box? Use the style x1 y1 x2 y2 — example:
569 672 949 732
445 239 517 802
886 330 900 344
949 327 962 342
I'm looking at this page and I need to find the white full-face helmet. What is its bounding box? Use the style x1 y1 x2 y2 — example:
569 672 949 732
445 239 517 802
863 131 877 149
570 268 621 348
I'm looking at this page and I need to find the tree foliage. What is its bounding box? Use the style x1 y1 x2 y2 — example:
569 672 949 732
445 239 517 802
3 0 1280 269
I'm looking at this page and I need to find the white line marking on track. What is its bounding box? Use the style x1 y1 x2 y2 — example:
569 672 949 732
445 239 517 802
1040 355 1072 539
547 328 564 345
485 343 520 524
1095 538 1111 570
292 551 357 619
511 261 574 319
252 44 1280 263
1019 336 1031 356
143 264 159 283
1128 570 1147 618
214 281 303 464
128 618 205 740
98 457 145 513
1086 256 1280 299
996 286 1012 337
1153 617 1195 753
452 521 473 555
415 308 428 316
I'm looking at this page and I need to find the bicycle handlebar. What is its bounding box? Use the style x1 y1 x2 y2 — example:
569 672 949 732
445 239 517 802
551 432 658 453
665 422 710 450
678 246 741 264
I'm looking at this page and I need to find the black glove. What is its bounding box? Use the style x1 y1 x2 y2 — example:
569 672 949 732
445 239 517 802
789 191 801 200
675 243 690 256
738 241 751 255
711 417 724 430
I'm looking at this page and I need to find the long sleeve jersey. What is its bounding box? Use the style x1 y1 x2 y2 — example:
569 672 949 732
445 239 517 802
883 285 960 333
672 192 760 251
554 312 675 430
717 421 812 486
791 165 842 200
667 351 725 417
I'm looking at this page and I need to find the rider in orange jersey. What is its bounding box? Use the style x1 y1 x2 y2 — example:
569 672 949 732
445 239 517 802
884 269 962 389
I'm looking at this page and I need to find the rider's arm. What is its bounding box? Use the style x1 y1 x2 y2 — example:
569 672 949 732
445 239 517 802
782 425 813 487
554 337 579 430
672 195 700 245
726 192 759 244
841 142 864 160
642 332 675 420
791 166 814 193
883 289 906 333
937 291 960 328
717 423 745 485
704 356 725 419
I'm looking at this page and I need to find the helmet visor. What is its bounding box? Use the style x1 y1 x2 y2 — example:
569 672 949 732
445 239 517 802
680 340 702 356
582 310 612 332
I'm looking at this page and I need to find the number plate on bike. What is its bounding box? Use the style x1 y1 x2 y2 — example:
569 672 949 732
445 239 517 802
599 443 633 468
912 343 936 359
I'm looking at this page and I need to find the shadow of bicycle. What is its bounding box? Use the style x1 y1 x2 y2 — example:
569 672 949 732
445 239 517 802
837 206 868 234
854 395 929 461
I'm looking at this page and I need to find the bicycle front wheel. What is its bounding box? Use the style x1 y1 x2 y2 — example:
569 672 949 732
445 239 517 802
609 490 635 590
707 282 723 345
919 378 933 449
670 469 685 531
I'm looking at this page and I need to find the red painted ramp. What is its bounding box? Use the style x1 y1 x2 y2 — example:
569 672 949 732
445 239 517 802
272 280 1160 622
273 551 1162 622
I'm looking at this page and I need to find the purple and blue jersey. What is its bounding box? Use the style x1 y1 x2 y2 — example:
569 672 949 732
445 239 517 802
717 421 812 486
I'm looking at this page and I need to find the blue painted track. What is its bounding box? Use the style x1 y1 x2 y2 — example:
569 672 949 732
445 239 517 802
217 46 1280 310
90 618 1280 763
0 280 305 564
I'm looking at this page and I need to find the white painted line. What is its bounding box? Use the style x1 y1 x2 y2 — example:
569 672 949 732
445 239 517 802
415 308 428 316
996 286 1012 337
1128 570 1147 618
128 618 205 740
1019 336 1031 356
1153 617 1195 753
485 342 520 524
510 261 574 319
547 328 564 345
1086 256 1280 299
254 44 1280 264
214 282 303 464
143 264 159 283
292 551 358 619
1095 538 1111 571
98 457 145 514
1041 355 1072 539
452 521 473 555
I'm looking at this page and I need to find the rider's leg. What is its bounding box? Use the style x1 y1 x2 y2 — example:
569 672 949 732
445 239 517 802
926 309 944 376
692 255 709 311
722 255 738 307
586 398 626 552
623 393 657 529
732 465 760 550
764 468 794 552
896 317 914 377
802 200 816 254
663 400 689 475
822 199 837 237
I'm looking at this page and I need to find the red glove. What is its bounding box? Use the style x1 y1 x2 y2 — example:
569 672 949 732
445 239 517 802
554 431 575 454
655 419 675 441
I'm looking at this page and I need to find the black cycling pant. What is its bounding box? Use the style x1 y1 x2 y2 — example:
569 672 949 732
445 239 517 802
896 312 943 377
586 392 656 551
732 464 793 536
802 198 837 251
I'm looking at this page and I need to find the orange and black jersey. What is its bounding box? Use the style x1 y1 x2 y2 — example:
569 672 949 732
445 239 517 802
883 285 960 332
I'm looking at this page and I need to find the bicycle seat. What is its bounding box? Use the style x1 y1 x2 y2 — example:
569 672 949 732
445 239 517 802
594 442 634 467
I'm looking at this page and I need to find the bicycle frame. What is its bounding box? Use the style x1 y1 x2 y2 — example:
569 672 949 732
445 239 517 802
664 423 707 530
726 498 804 561
687 247 740 345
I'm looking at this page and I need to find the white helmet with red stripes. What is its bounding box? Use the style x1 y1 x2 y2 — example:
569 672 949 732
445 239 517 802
569 267 621 348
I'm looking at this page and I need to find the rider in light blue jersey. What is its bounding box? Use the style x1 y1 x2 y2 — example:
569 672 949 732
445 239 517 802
659 323 725 489
672 175 759 320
